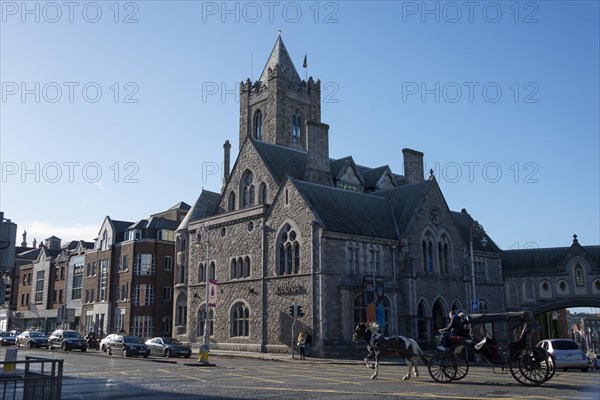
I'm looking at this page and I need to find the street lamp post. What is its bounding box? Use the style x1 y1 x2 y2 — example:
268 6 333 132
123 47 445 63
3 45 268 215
469 221 488 313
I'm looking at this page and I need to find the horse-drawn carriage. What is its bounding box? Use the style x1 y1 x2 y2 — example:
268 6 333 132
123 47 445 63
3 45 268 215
427 311 555 386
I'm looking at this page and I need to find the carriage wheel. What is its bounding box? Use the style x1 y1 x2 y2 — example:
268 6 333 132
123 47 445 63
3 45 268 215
428 353 456 383
448 355 469 381
509 347 552 386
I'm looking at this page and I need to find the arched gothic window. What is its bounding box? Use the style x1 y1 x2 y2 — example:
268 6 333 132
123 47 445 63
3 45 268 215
523 281 534 301
438 233 450 275
259 183 267 205
507 282 518 308
292 111 302 144
209 261 215 281
422 232 434 273
228 192 236 211
574 264 585 287
231 302 249 337
198 263 205 283
241 171 254 209
254 110 263 140
277 224 300 275
197 305 214 337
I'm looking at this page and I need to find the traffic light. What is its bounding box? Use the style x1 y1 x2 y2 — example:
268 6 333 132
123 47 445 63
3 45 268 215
289 304 296 317
296 305 305 318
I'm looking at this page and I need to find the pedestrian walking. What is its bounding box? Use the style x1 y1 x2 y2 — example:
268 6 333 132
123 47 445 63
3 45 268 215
297 332 306 360
305 332 312 357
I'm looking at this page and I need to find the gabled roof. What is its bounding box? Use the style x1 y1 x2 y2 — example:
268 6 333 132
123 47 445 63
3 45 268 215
166 201 191 212
292 179 398 239
259 35 301 84
451 209 501 253
373 179 431 234
177 190 221 231
252 140 307 184
502 238 600 272
361 165 398 190
111 219 134 233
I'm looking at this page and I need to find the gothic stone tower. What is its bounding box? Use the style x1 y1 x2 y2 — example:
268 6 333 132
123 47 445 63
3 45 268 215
239 35 321 150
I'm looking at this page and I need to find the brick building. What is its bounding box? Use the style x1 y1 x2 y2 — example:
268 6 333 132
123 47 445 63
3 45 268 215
82 202 189 337
174 36 504 356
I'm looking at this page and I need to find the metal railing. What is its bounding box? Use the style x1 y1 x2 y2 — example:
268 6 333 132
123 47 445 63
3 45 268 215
0 356 63 400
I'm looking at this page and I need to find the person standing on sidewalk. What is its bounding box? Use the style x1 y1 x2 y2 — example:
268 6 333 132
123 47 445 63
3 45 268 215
305 332 312 357
297 332 306 360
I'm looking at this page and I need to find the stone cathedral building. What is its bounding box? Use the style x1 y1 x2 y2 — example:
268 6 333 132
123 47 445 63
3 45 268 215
174 36 504 356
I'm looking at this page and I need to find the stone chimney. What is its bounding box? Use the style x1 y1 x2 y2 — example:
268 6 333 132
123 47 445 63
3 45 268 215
402 148 424 184
223 140 231 184
304 120 333 186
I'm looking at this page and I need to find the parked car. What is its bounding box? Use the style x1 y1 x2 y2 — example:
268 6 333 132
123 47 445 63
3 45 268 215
16 331 49 349
145 337 192 358
100 333 118 352
106 334 150 358
48 329 87 352
0 331 16 346
537 339 588 372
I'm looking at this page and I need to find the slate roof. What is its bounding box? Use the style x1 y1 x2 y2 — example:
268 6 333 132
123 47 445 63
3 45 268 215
373 180 431 235
361 165 389 189
253 140 307 184
177 190 221 231
259 35 301 84
502 245 600 272
451 210 501 253
330 157 354 179
111 220 134 233
293 179 398 239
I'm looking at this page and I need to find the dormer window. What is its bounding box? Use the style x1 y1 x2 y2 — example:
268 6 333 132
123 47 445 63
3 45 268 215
292 111 302 144
127 229 142 241
254 110 263 141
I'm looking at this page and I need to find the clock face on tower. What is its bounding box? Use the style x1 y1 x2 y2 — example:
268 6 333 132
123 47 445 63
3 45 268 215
430 207 440 224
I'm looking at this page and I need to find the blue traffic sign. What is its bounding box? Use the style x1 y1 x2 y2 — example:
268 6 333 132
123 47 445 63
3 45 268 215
471 300 479 312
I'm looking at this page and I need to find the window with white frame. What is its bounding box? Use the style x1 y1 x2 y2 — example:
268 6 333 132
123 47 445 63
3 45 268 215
133 284 154 306
132 315 153 337
158 229 174 241
34 270 44 303
99 259 108 301
135 254 155 276
115 308 125 332
72 262 83 300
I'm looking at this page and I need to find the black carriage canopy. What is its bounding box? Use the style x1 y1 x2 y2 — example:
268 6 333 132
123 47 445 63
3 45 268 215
465 311 535 326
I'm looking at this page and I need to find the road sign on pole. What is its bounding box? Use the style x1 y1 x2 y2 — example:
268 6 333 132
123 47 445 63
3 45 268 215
471 300 479 313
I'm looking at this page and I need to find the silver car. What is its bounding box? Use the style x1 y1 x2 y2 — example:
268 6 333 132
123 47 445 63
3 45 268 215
537 339 588 372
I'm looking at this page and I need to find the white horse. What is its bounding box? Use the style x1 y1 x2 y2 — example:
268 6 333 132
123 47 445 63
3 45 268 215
353 322 426 380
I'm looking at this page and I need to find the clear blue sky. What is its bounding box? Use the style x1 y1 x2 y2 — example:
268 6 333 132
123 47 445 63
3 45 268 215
1 1 598 253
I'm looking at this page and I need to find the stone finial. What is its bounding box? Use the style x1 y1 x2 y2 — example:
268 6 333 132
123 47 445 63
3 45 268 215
573 234 578 243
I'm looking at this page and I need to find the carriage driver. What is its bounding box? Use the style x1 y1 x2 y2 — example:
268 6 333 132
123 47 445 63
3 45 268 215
438 311 464 351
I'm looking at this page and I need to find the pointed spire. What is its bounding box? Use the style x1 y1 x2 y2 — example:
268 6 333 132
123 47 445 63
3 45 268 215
259 35 301 84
